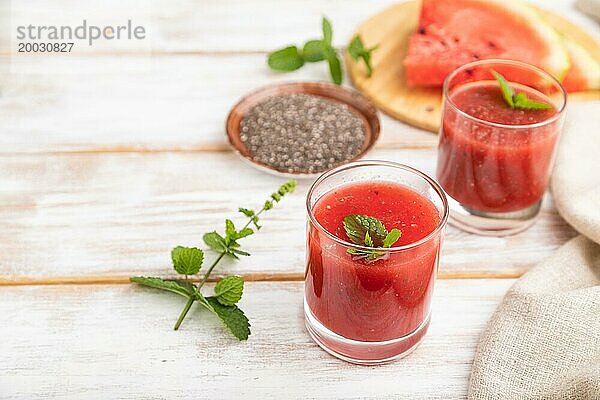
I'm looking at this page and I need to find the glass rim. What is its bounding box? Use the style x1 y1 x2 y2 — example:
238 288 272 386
443 59 568 130
306 160 449 252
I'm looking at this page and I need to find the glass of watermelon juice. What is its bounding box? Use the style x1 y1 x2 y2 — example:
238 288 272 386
437 59 567 235
304 161 448 364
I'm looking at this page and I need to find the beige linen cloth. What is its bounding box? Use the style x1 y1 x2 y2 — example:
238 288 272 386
467 101 600 399
577 0 600 22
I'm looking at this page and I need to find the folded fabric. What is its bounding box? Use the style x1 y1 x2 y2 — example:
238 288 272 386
552 102 600 244
468 102 600 399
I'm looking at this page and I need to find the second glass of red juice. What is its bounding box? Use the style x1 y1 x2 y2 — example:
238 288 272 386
305 161 448 364
437 59 567 235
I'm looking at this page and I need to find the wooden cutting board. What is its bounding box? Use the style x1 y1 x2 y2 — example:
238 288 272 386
345 1 600 132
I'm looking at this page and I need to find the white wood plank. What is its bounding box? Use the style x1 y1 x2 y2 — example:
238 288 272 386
0 54 434 152
5 0 597 53
0 150 576 282
0 279 514 399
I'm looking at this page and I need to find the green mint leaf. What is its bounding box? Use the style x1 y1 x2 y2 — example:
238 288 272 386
383 228 402 248
343 214 388 247
513 92 527 105
203 231 228 253
236 227 254 239
518 99 553 110
491 70 515 108
214 276 244 306
238 208 255 217
347 35 363 60
263 200 274 210
322 17 333 46
130 277 197 299
325 47 343 85
268 46 304 71
513 93 553 110
303 39 325 62
230 248 250 257
171 246 203 276
347 35 377 77
364 231 374 247
205 297 251 341
225 219 236 241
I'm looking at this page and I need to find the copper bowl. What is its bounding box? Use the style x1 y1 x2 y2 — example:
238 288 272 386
225 81 381 178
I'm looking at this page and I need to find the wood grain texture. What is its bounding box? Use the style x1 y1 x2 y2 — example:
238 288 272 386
346 1 600 132
5 0 597 53
0 54 436 153
0 149 576 283
0 279 514 399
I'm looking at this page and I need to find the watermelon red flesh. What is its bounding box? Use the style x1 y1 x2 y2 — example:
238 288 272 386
404 0 569 87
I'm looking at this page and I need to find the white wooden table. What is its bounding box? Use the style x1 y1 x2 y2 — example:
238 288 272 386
1 1 597 398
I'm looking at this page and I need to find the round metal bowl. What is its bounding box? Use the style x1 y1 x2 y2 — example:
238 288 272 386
225 81 381 178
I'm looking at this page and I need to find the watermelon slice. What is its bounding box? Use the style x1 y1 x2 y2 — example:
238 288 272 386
562 39 600 92
404 0 570 87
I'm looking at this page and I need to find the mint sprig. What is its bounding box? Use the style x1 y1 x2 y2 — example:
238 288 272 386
492 70 553 110
347 35 378 77
267 17 377 85
268 17 341 84
130 180 297 340
343 214 402 262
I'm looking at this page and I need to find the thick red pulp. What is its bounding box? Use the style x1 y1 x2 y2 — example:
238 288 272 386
305 181 442 353
437 81 560 212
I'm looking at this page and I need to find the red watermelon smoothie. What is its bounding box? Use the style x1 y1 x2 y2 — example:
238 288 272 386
436 60 566 235
304 161 448 364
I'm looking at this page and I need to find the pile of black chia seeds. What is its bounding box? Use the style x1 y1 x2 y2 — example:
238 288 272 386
240 93 366 174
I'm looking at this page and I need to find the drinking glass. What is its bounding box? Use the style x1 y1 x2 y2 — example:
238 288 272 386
304 161 448 364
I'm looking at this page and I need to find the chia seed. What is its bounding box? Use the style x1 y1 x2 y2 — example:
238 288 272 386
240 93 367 174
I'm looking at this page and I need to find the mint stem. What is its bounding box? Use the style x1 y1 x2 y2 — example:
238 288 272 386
174 297 195 331
172 207 267 330
197 252 226 289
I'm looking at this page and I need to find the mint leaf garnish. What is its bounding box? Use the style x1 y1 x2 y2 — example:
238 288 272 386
268 46 304 71
214 276 244 306
383 228 402 248
491 70 515 108
171 246 204 276
492 70 552 110
130 277 197 299
343 214 388 246
130 180 296 339
205 297 251 341
343 214 402 262
364 231 374 247
513 94 553 110
347 35 378 77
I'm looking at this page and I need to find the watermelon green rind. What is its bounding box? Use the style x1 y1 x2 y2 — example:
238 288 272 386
405 0 571 87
